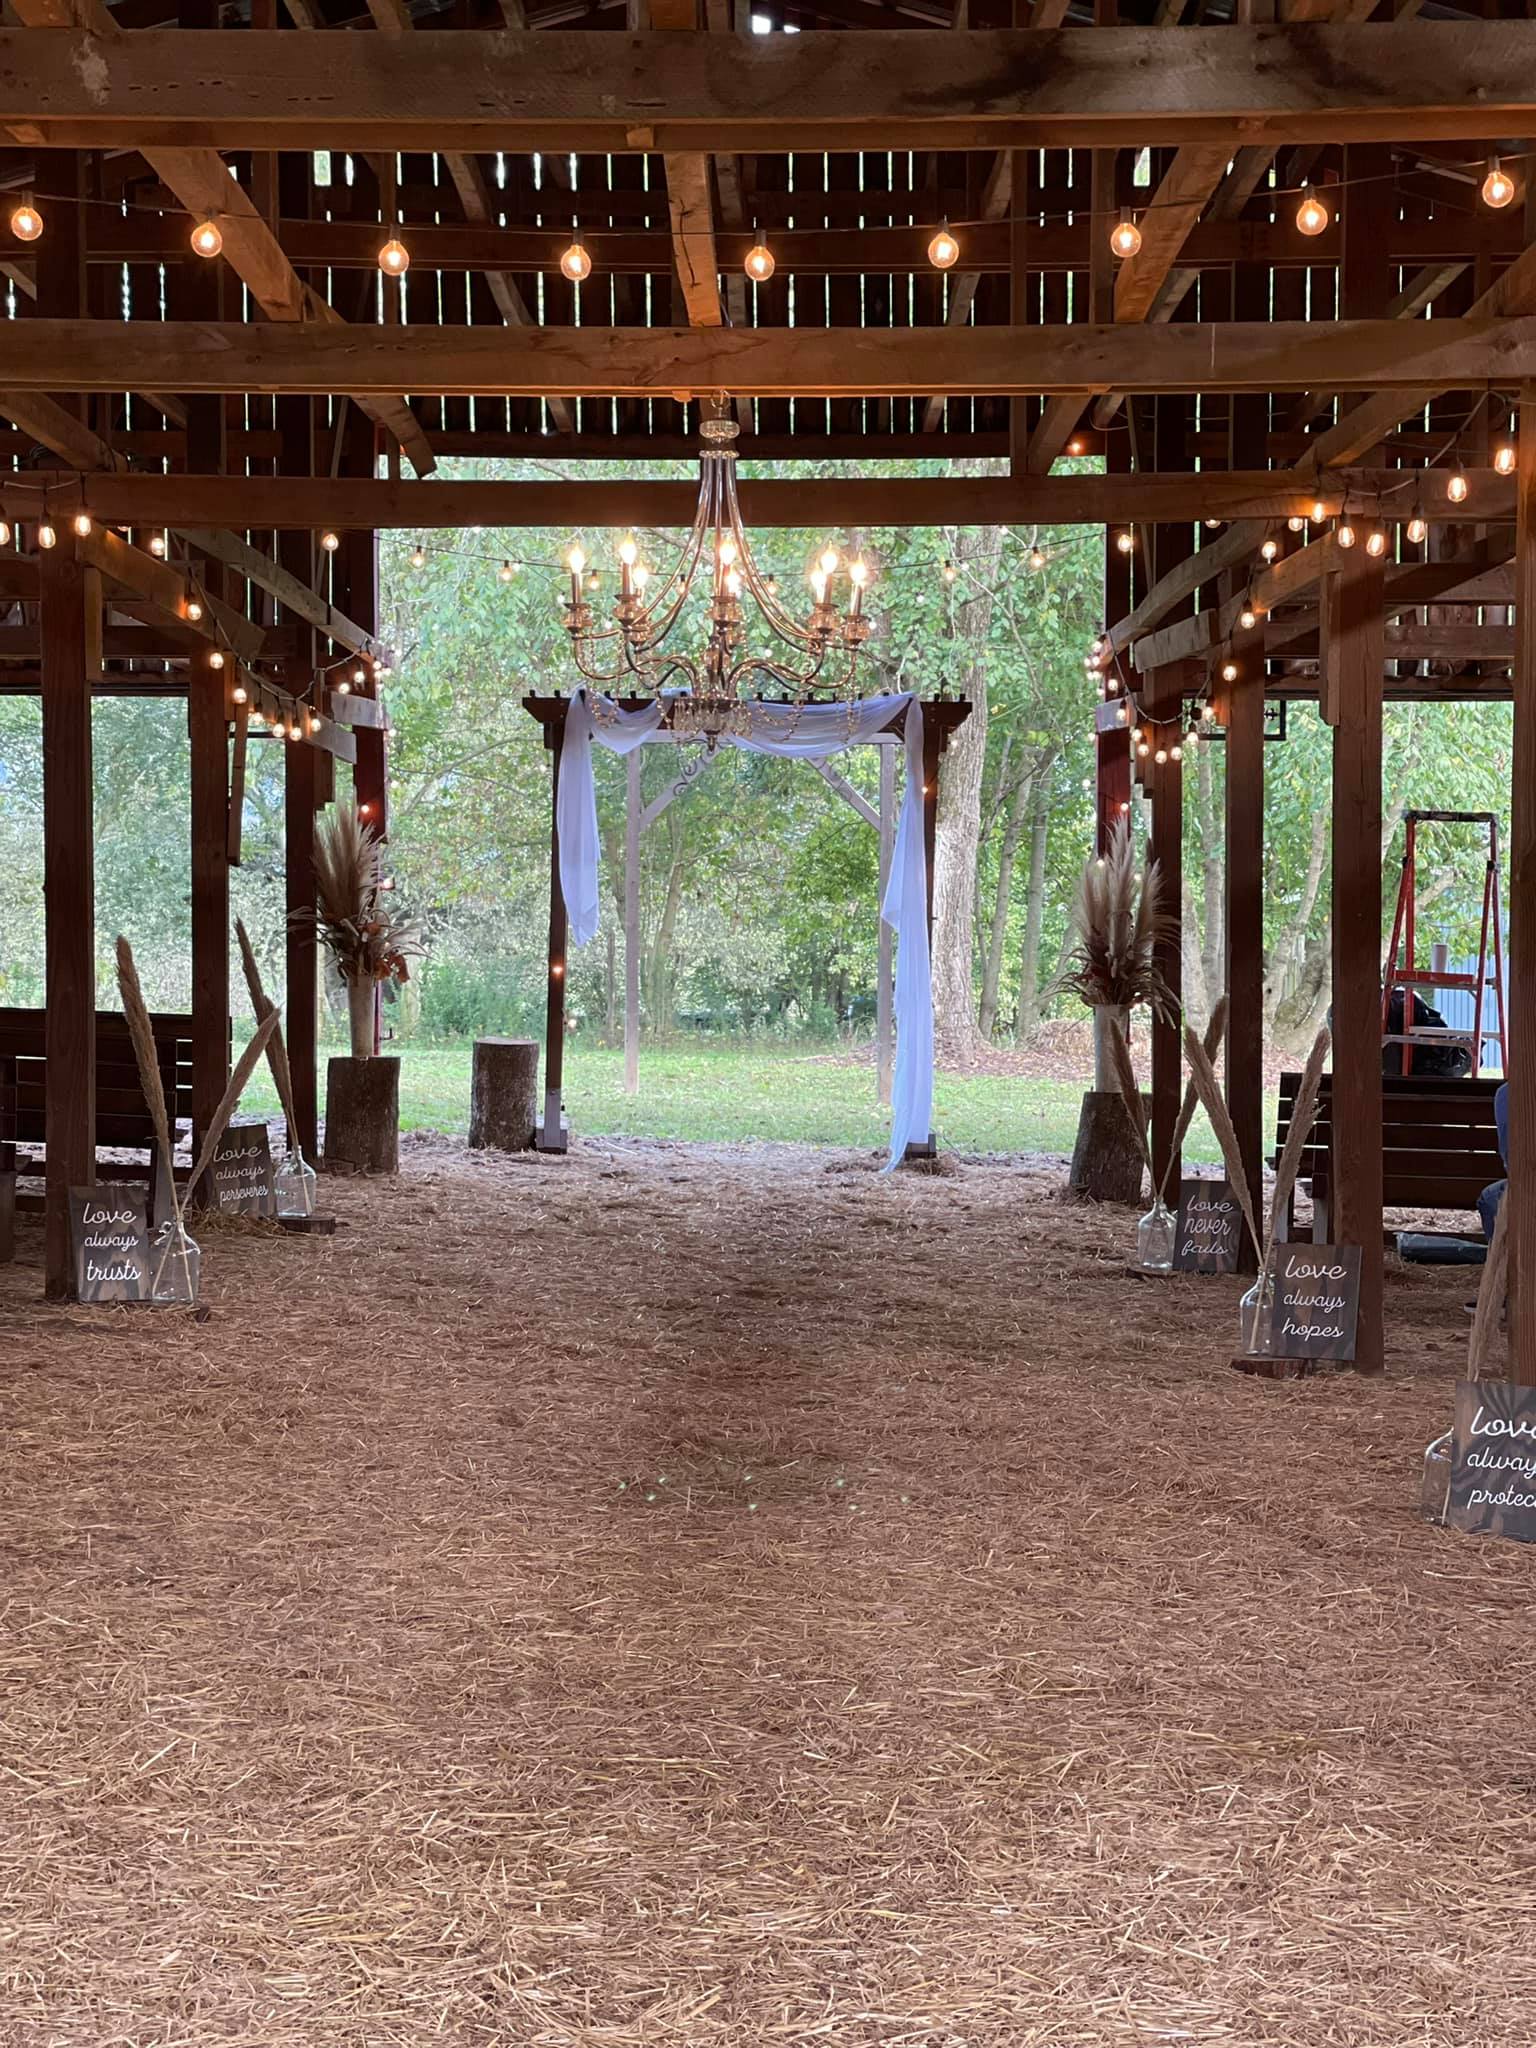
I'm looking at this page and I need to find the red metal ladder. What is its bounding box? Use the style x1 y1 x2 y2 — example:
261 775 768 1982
1382 810 1507 1078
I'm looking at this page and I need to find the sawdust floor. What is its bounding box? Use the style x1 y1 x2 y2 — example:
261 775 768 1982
0 1135 1530 2048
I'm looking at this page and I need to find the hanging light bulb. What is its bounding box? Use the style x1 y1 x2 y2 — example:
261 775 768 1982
10 197 42 243
1115 529 1134 555
0 522 10 547
927 220 960 271
232 683 247 705
941 560 956 583
500 558 516 583
1239 602 1257 631
1221 660 1239 683
410 540 426 569
1482 157 1516 210
1287 514 1305 533
185 596 203 622
378 236 410 277
1447 468 1469 505
37 520 56 550
1311 498 1328 523
560 234 592 283
1204 517 1223 531
1028 545 1045 570
1260 538 1279 562
744 230 775 283
1110 209 1142 260
1336 519 1356 550
1407 513 1428 545
352 665 366 685
586 571 600 591
71 510 92 538
190 215 224 259
720 537 740 568
320 529 340 553
1295 184 1330 237
1495 440 1518 476
209 648 225 669
149 533 166 557
1365 526 1388 558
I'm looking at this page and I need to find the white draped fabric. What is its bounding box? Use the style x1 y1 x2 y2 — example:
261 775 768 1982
557 689 932 1169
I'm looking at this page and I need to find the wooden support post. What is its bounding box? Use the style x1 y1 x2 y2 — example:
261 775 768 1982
1508 381 1536 1382
540 713 570 1152
284 697 320 1161
1223 634 1265 1265
1324 547 1386 1373
624 747 641 1097
876 740 896 1109
40 534 95 1298
1147 389 1188 1196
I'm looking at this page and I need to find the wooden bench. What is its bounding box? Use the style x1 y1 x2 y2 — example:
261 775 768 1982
0 1006 195 1219
1274 1071 1505 1240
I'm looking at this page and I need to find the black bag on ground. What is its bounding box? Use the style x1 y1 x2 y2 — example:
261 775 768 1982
1381 986 1473 1079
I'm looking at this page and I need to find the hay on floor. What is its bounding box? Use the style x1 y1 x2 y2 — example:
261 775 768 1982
0 1135 1530 2045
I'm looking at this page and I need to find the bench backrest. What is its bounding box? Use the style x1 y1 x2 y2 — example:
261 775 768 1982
0 1006 194 1150
1276 1070 1504 1214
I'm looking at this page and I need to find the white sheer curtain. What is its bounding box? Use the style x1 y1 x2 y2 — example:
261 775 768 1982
556 689 931 1169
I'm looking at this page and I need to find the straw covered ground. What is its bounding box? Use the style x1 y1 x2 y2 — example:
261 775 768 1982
1 1136 1533 2047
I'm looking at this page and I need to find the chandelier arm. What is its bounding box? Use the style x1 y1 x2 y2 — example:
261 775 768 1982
634 486 714 650
720 456 822 647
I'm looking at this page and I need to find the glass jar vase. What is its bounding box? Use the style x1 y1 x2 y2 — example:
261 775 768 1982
148 1219 201 1305
1238 1271 1273 1355
273 1147 318 1219
1136 1195 1176 1273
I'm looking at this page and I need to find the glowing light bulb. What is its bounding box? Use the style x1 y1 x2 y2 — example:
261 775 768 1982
37 521 56 550
849 559 870 587
1365 527 1388 558
619 536 638 567
941 561 956 583
1154 747 1168 765
320 530 340 553
567 544 586 575
149 533 166 557
1110 210 1142 260
185 597 203 622
1204 518 1223 531
725 568 742 597
191 216 224 259
1336 520 1356 550
1239 604 1257 631
352 666 366 685
586 571 599 591
0 522 10 546
719 537 739 567
1067 439 1084 457
70 510 92 538
1136 740 1150 759
410 542 426 568
1028 546 1045 570
744 236 775 282
1221 660 1239 683
1407 515 1427 544
1495 441 1517 476
1447 469 1469 505
811 569 828 602
232 684 247 705
500 559 516 582
818 547 839 576
209 649 225 669
1115 530 1134 555
1482 157 1516 209
927 222 959 271
1311 499 1328 523
10 199 42 243
1260 539 1279 562
336 677 351 695
1287 515 1305 533
560 236 592 283
378 236 410 276
1296 185 1330 237
634 566 650 592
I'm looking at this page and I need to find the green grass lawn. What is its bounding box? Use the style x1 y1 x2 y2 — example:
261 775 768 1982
247 1039 1233 1160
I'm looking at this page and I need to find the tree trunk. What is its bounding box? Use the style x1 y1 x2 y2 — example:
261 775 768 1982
1197 740 1224 1007
324 1054 399 1175
1263 806 1329 1035
1015 770 1053 1042
644 818 686 1039
978 765 1034 1040
931 516 1003 1062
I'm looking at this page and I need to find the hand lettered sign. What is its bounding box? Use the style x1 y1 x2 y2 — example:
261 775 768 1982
70 1184 149 1303
206 1123 276 1217
1447 1380 1536 1543
1267 1243 1362 1361
1174 1180 1247 1273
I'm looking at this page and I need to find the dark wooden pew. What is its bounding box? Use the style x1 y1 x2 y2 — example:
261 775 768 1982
1273 1071 1505 1240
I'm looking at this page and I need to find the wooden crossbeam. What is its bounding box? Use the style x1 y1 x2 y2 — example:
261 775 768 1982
177 527 391 662
4 315 1533 397
921 150 1012 433
75 525 269 666
4 467 1515 533
4 26 1536 152
0 393 126 472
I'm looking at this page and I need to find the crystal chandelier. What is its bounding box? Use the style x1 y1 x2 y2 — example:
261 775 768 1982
558 407 875 740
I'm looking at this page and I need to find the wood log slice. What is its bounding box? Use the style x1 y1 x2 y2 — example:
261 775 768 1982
469 1037 539 1153
323 1055 400 1176
1067 1089 1147 1205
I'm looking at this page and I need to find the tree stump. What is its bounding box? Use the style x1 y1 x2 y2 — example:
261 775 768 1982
324 1055 400 1176
1068 1090 1147 1205
469 1037 539 1153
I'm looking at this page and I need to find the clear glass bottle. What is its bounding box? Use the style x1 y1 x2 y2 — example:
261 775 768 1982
273 1147 318 1219
1420 1431 1453 1526
1238 1271 1274 1355
1136 1195 1176 1272
148 1219 201 1305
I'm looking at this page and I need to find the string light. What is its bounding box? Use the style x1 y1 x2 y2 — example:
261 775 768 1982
744 229 775 282
499 559 516 583
0 522 10 546
1311 498 1328 523
927 221 960 271
1115 530 1134 555
1336 519 1356 549
941 560 956 583
1407 513 1428 544
320 530 340 553
1028 545 1046 570
1482 157 1516 209
1296 185 1330 237
10 198 42 243
378 236 410 276
37 521 56 550
1447 468 1469 505
190 215 224 259
1221 659 1239 683
232 684 247 705
185 596 203 622
1110 210 1142 260
1365 526 1387 558
410 540 426 568
71 510 92 538
209 648 225 669
1204 517 1223 532
1260 538 1279 562
149 533 166 556
560 234 592 284
1287 515 1305 533
1495 440 1518 475
1238 601 1257 631
352 665 366 684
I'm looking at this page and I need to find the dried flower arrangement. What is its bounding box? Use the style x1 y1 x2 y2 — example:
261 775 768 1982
293 799 423 1058
1065 822 1174 1020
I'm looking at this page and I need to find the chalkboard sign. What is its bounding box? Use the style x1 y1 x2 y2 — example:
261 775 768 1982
1174 1180 1247 1273
205 1123 276 1216
1447 1380 1536 1543
70 1184 149 1303
1267 1243 1362 1361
